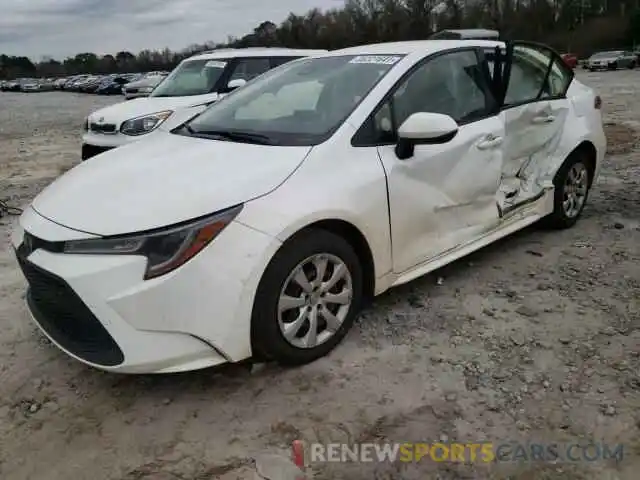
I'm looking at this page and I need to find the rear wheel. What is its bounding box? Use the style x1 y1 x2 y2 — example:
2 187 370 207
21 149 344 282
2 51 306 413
540 152 591 229
251 229 363 365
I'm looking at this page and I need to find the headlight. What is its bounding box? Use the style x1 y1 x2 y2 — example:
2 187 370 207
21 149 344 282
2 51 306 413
63 205 243 279
139 86 154 93
120 110 172 136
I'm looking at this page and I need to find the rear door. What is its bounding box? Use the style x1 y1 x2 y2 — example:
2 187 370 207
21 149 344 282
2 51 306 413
488 43 574 204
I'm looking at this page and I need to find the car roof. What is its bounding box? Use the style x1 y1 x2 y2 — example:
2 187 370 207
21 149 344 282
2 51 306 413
187 47 329 61
323 39 503 57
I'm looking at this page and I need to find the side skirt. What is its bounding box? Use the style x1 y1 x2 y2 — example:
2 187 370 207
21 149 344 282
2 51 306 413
389 187 554 288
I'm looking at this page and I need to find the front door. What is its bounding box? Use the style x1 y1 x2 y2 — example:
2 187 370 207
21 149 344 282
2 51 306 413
487 43 574 206
371 49 506 273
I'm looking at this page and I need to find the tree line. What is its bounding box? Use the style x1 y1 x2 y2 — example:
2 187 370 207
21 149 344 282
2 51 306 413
2 0 640 79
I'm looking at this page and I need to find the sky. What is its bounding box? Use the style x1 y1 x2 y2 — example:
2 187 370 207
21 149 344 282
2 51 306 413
0 0 345 60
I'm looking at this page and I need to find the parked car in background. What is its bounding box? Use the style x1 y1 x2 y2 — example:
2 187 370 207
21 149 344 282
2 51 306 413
66 75 94 91
40 78 56 91
82 75 110 93
65 75 89 90
3 80 21 91
561 53 578 68
53 77 68 89
82 48 327 160
122 72 168 99
20 79 42 92
585 50 636 70
96 75 132 95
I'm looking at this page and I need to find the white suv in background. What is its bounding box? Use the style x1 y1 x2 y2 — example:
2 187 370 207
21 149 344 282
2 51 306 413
81 48 327 160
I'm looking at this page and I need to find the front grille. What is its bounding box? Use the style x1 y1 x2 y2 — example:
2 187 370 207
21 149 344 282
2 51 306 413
15 242 125 367
126 88 138 94
89 123 116 134
81 143 114 160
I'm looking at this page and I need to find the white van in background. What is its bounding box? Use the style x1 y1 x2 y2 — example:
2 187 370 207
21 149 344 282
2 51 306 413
81 48 327 160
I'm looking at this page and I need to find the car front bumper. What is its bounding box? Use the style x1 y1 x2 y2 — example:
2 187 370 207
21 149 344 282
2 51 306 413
13 206 281 373
81 131 142 160
587 61 617 70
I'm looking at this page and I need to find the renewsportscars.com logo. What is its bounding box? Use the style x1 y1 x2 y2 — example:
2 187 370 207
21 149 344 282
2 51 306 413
291 441 625 466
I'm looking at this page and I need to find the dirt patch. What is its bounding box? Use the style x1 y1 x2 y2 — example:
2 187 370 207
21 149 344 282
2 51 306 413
604 122 637 155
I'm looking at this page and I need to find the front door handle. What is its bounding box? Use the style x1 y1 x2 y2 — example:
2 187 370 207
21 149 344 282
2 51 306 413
476 135 503 150
532 114 555 124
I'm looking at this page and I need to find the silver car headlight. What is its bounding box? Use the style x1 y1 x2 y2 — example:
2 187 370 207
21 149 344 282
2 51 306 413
120 110 172 136
63 205 243 280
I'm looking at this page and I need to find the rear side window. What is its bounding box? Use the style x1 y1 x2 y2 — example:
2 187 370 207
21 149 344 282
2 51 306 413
489 44 573 107
228 58 272 82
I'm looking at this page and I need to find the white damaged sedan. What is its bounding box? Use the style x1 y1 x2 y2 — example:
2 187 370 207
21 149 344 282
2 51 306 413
14 39 605 373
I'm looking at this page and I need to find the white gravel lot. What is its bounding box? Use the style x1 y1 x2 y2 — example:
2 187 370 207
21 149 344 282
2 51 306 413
0 71 638 480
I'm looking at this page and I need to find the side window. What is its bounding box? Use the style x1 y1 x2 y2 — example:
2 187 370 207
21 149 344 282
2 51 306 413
547 56 573 96
227 58 272 83
371 50 492 141
503 45 572 105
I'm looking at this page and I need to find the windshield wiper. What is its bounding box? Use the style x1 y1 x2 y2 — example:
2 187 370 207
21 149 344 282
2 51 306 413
188 129 279 145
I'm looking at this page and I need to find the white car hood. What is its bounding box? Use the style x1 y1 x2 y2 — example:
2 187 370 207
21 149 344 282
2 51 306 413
89 94 219 127
32 132 310 236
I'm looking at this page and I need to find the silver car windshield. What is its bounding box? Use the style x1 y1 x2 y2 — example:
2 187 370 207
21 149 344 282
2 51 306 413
592 51 622 58
182 54 405 146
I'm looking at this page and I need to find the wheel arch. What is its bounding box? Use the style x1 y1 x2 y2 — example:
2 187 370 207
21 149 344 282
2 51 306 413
568 140 597 187
279 219 376 303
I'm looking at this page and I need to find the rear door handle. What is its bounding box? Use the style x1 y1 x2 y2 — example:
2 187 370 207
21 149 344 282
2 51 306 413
476 135 503 150
532 115 555 124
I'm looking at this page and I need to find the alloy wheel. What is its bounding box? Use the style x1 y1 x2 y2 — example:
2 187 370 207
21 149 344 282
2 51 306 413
277 253 353 349
562 162 588 218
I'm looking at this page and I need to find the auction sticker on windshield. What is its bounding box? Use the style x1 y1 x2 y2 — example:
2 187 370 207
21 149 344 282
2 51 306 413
349 55 402 65
205 61 227 68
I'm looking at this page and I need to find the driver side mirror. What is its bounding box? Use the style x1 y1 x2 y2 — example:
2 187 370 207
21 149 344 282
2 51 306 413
395 112 459 160
225 78 247 92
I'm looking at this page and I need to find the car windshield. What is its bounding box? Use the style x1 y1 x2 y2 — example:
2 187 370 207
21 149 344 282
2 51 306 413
182 54 404 146
592 51 621 58
151 59 228 97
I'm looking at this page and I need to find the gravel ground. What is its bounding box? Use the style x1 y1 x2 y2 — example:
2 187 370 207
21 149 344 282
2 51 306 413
0 71 638 480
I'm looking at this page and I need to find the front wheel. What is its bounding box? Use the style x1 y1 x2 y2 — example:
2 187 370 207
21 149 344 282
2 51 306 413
540 153 592 229
251 229 363 365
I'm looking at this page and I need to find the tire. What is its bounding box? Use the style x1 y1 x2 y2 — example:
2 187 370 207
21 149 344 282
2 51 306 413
629 62 636 69
251 229 363 365
540 152 592 230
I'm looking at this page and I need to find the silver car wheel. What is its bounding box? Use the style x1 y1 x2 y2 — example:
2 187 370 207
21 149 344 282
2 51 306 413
562 162 588 218
277 253 353 349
